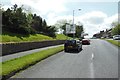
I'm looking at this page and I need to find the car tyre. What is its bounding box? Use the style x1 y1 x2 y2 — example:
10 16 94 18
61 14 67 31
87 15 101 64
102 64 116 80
64 48 68 52
80 47 82 50
77 47 80 52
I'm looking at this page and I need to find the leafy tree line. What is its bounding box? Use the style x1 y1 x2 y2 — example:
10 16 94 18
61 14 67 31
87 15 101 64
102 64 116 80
2 4 56 37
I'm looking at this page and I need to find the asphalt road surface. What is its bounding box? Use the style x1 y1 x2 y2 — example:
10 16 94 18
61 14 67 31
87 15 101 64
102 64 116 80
11 39 118 78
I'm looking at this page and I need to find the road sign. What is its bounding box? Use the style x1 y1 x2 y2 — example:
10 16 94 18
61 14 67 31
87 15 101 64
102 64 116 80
66 24 76 34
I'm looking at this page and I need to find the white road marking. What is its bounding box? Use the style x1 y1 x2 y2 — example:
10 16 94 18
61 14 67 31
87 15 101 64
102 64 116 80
90 62 94 78
91 53 94 60
90 52 95 78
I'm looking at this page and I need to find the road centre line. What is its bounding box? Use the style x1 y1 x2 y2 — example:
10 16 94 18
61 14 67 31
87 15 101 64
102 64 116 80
91 53 94 60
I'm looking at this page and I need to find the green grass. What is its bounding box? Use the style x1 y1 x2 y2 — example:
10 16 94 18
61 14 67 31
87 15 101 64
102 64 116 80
105 39 120 47
56 34 71 40
0 35 2 42
1 34 53 43
0 33 71 43
0 46 64 76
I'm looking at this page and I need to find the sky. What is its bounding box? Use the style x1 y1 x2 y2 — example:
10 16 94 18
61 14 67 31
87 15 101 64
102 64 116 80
1 0 119 37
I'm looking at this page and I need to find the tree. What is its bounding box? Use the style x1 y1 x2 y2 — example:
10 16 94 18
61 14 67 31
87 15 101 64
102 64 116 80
54 19 84 38
11 6 30 34
75 24 84 38
2 4 35 34
47 26 57 38
2 4 57 38
31 14 43 33
111 22 118 28
2 8 13 31
42 19 47 32
112 24 120 35
54 19 67 33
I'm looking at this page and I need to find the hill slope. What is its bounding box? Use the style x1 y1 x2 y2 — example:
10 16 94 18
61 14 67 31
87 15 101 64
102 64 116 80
0 32 71 43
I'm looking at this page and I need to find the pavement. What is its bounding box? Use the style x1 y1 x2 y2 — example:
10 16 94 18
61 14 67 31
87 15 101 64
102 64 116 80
0 44 63 62
10 39 118 78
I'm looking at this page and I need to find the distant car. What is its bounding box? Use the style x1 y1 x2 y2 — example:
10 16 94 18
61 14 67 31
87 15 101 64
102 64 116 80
113 35 120 40
82 39 90 45
101 37 105 39
92 37 96 39
64 39 82 52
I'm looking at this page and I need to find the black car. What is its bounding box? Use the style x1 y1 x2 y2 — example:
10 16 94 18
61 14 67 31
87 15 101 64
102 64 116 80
64 39 82 52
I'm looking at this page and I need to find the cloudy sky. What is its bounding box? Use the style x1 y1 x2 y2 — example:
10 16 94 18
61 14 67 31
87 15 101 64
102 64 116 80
1 0 119 37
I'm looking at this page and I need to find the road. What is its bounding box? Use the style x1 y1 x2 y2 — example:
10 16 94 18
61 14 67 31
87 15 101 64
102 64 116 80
11 39 118 78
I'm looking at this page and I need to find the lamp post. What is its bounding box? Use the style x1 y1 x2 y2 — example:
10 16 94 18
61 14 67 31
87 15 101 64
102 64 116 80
72 9 81 39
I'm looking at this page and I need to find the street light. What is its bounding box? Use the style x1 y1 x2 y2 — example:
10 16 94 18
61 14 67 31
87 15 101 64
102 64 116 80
72 9 81 39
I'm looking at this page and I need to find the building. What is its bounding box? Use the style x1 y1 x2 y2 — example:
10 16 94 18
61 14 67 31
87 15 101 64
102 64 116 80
93 29 112 38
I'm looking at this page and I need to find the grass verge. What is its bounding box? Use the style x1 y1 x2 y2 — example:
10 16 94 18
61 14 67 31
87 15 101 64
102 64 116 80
0 46 64 79
105 39 120 47
1 34 71 43
1 34 53 43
